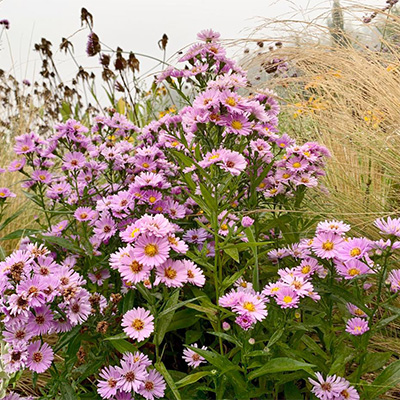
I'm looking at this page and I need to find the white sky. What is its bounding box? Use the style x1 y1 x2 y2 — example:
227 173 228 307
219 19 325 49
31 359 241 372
0 0 383 85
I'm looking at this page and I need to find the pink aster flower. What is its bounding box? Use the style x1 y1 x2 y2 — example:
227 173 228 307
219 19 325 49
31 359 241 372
118 252 151 285
31 170 52 184
308 372 348 400
223 113 252 136
183 343 207 368
66 289 92 325
235 314 256 330
374 216 400 237
181 259 205 287
133 235 170 267
93 214 117 241
346 303 367 318
197 29 220 42
116 357 147 393
137 369 166 400
97 365 120 399
0 187 16 199
335 259 372 280
346 317 369 336
316 220 351 235
232 293 268 322
388 269 400 292
241 216 254 227
275 286 300 309
26 341 53 373
122 307 154 341
8 158 26 172
74 207 97 222
63 151 86 170
337 237 371 261
311 232 343 259
155 259 187 287
3 342 28 372
27 305 54 335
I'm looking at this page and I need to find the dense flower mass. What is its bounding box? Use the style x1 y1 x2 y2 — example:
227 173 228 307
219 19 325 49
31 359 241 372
0 29 399 400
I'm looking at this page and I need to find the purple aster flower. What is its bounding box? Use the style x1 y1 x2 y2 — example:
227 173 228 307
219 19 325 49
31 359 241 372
183 343 207 368
116 357 147 393
138 369 166 400
26 341 53 373
0 187 16 199
374 216 400 237
122 307 154 341
241 216 254 227
235 314 255 330
97 365 120 399
308 372 348 400
345 317 369 336
31 170 52 185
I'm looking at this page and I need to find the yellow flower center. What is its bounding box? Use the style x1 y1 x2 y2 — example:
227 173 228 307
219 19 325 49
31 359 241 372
322 241 334 251
282 173 290 179
142 162 150 168
187 270 195 279
132 319 144 331
164 267 177 279
279 143 286 148
149 196 157 203
0 192 5 196
303 151 311 157
144 244 158 257
209 154 220 160
171 141 179 147
39 174 46 181
271 287 279 293
231 120 243 130
348 268 360 276
130 261 143 274
226 97 236 106
220 224 228 231
355 308 364 316
270 188 278 194
354 326 362 332
283 296 293 304
301 265 311 274
258 182 266 189
243 301 256 312
292 162 301 168
350 247 361 257
131 228 140 237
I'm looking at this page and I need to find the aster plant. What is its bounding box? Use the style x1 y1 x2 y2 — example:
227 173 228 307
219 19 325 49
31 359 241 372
1 30 400 400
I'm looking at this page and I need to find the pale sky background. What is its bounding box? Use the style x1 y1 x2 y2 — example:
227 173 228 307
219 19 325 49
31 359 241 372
0 0 383 87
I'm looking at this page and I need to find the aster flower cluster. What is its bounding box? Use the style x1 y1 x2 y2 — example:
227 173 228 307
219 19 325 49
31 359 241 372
309 372 359 400
219 279 268 330
97 352 166 400
110 213 205 289
0 243 90 374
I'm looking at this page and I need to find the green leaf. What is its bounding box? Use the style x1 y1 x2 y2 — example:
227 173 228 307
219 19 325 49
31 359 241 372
0 229 40 241
54 326 81 353
221 268 245 291
166 309 200 332
187 346 248 398
106 338 138 354
37 234 84 255
155 361 181 400
266 328 285 349
104 333 128 341
364 359 400 398
224 247 239 263
208 331 243 348
325 284 370 315
155 290 180 346
59 381 77 400
248 357 316 380
360 352 392 375
122 290 136 314
0 205 26 232
301 335 328 360
176 371 210 388
284 381 303 400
